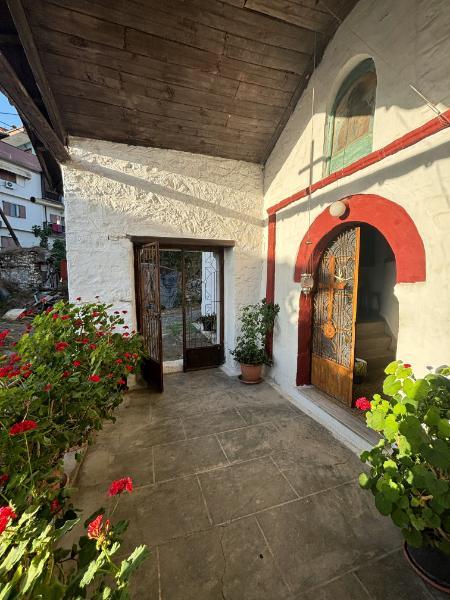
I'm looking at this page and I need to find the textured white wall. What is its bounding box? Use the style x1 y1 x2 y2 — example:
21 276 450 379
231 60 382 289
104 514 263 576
62 139 263 370
263 0 450 389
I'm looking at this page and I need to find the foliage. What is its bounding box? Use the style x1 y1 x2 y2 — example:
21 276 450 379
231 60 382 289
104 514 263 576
51 239 67 262
358 361 450 555
197 313 216 332
0 301 149 597
230 299 279 365
32 224 53 249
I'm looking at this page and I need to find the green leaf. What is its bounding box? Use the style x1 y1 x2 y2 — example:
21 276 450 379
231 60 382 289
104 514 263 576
438 418 450 438
383 459 398 473
424 407 440 427
393 403 407 416
375 492 392 516
21 549 51 594
403 378 430 402
402 528 423 547
116 545 149 583
358 473 370 489
383 375 402 397
385 360 401 375
392 508 409 528
80 553 106 588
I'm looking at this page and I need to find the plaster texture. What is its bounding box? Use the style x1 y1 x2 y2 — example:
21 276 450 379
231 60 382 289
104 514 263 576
62 139 264 369
263 0 450 389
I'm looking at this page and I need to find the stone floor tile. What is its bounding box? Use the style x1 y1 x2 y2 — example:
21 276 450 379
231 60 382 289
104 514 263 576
198 456 297 524
296 573 369 599
218 423 274 462
269 415 362 496
76 444 154 488
257 481 401 594
182 408 246 438
238 402 297 424
153 435 228 481
355 549 446 599
128 477 211 547
158 518 291 600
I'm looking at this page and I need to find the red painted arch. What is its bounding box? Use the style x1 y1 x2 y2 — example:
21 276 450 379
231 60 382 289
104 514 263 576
295 194 426 385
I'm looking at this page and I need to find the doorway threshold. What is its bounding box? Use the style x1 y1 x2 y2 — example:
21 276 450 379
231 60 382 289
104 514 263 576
267 380 379 456
163 359 183 374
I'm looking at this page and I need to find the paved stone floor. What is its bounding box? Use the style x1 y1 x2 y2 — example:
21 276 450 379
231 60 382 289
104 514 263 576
72 369 446 600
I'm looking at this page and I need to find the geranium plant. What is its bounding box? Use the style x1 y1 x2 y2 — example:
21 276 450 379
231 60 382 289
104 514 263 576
0 300 149 597
358 361 450 555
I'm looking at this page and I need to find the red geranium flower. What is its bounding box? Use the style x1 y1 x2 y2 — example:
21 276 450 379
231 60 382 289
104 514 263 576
89 344 97 350
44 383 53 392
52 314 59 321
125 365 133 372
61 315 70 321
0 474 9 487
88 374 101 383
74 319 83 327
55 341 69 352
9 420 37 436
115 358 123 364
122 333 129 337
117 378 126 386
87 514 110 541
403 363 411 368
73 360 81 367
108 477 133 497
50 498 62 514
62 370 71 378
0 506 17 535
355 397 371 411
92 311 100 318
76 296 81 301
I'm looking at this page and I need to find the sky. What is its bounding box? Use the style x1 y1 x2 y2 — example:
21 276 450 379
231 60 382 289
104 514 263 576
0 92 22 129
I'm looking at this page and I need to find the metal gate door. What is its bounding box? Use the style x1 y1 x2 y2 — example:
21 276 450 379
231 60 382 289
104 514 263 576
136 242 163 392
182 249 224 371
311 227 360 405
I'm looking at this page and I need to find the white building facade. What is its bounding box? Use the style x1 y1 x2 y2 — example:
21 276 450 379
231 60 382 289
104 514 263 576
0 140 65 249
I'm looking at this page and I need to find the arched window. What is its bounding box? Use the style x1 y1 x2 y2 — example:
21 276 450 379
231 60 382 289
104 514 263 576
325 59 377 174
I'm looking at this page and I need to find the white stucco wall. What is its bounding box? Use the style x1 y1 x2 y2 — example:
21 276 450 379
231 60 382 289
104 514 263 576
263 0 450 389
62 138 264 370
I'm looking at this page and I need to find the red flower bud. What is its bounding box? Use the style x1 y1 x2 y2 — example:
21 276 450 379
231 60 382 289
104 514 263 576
88 374 101 383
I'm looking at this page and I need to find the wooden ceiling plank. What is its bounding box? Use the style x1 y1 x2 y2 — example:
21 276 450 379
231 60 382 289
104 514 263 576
0 50 69 163
244 0 334 32
35 26 302 92
224 33 310 74
47 0 227 56
140 0 322 53
24 0 125 50
7 0 67 142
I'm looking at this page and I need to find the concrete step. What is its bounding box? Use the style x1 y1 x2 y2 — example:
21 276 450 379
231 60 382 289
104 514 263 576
355 333 392 353
356 320 386 336
356 353 396 371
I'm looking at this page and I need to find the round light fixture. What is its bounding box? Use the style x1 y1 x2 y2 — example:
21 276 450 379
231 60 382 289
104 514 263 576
329 200 347 218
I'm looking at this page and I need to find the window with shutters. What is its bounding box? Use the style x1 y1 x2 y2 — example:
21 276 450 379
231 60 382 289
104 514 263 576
2 201 26 219
325 59 377 174
0 169 16 183
1 236 16 249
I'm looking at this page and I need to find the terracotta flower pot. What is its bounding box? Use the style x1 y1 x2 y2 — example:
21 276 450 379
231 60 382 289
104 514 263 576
404 542 450 594
240 363 263 384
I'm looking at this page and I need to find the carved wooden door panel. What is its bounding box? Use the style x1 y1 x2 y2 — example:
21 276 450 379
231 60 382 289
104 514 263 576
311 227 360 405
136 242 163 392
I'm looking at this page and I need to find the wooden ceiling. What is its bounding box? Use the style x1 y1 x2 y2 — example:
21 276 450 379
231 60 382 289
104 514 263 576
1 0 359 164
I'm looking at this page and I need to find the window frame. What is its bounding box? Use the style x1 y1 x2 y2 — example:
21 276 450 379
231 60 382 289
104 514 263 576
324 58 377 176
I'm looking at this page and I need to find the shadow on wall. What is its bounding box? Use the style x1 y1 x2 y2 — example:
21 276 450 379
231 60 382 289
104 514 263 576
68 156 263 229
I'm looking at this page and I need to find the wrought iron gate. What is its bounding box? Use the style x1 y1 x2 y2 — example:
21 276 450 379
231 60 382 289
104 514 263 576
136 242 163 392
311 227 360 405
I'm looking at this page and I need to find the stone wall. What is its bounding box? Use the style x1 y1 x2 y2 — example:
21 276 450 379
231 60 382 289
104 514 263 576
262 0 450 389
62 140 264 370
0 247 47 290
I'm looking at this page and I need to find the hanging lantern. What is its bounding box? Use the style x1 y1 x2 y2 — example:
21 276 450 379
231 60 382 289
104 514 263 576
300 273 314 295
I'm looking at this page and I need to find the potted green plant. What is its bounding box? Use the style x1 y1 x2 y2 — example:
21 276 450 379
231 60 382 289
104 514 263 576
230 299 279 384
357 361 450 593
197 313 216 332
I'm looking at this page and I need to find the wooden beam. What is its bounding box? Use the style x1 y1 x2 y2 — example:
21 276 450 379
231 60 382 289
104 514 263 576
6 0 66 143
0 50 69 163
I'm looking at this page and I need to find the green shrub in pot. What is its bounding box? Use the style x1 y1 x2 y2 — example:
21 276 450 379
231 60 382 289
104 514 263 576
357 361 450 558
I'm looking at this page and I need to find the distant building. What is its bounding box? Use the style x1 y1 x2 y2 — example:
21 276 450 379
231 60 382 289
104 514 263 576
0 130 64 249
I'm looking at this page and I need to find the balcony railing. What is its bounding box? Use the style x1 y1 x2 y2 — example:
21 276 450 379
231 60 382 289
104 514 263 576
43 221 65 236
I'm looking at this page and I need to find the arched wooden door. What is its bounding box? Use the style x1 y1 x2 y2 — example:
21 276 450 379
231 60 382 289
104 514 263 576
311 227 360 405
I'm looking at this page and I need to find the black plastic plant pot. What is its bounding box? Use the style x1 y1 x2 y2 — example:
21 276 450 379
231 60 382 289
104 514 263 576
404 542 450 594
